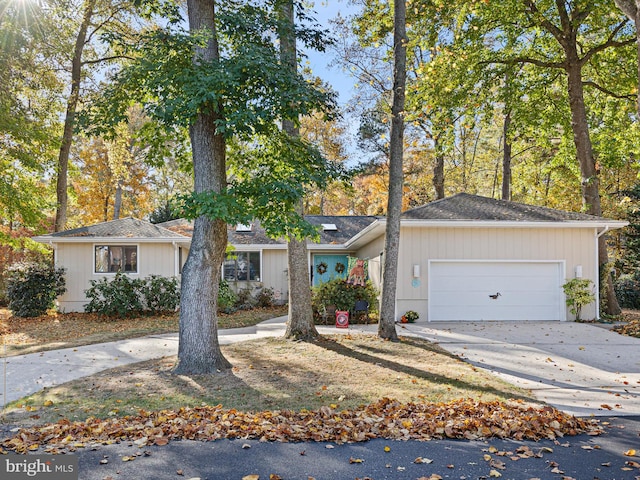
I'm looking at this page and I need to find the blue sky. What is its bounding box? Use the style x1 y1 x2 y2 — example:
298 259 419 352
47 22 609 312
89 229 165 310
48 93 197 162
303 0 358 106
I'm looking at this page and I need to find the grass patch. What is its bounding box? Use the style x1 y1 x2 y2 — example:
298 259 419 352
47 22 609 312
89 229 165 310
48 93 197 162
0 306 287 357
1 334 534 426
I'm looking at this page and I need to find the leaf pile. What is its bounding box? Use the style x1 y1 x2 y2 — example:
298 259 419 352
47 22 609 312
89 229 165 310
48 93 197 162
1 398 600 454
614 319 640 338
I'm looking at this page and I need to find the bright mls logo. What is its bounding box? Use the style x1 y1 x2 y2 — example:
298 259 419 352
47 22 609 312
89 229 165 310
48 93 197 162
2 455 78 480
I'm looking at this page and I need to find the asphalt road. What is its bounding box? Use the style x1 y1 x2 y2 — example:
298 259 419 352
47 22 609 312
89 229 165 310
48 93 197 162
56 416 639 480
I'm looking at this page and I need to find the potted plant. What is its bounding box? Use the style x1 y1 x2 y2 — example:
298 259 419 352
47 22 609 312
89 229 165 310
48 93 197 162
401 310 419 323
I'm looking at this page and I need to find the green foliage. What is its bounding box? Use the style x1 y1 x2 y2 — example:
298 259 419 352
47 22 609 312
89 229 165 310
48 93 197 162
311 278 378 321
562 278 595 321
149 199 182 224
140 275 180 313
402 310 419 322
218 279 238 314
84 273 179 317
614 273 640 309
6 262 66 317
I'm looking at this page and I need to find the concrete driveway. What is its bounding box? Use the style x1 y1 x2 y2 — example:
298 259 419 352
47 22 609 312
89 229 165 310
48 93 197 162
393 320 640 417
2 318 639 417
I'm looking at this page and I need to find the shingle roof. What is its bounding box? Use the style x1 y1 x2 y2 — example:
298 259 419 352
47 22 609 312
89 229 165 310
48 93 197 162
45 217 188 238
402 193 618 222
160 216 380 245
306 215 381 244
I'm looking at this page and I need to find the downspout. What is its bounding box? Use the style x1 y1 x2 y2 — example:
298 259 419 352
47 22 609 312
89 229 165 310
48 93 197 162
172 242 179 278
594 226 610 320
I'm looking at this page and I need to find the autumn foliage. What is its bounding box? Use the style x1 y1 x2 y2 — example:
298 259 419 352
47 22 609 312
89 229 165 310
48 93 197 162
1 398 600 454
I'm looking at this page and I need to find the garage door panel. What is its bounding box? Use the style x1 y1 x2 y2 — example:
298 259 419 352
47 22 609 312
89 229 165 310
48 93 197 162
429 261 564 321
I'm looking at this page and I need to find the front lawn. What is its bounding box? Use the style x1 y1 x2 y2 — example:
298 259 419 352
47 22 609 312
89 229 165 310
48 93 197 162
0 305 287 356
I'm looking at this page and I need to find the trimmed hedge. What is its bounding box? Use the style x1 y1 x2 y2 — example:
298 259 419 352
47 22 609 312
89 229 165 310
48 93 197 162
84 273 179 317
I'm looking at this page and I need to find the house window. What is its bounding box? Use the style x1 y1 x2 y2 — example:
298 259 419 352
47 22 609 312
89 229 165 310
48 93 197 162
95 245 138 273
223 251 261 282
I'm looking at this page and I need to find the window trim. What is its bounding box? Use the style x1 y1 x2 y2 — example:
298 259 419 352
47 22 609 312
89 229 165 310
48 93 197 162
94 244 140 275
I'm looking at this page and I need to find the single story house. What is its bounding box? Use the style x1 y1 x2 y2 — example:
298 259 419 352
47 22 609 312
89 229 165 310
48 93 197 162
33 193 627 321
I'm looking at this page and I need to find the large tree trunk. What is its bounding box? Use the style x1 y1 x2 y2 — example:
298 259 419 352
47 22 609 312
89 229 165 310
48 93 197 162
378 0 406 341
173 0 231 374
278 0 318 340
501 110 512 200
566 56 621 316
54 0 96 232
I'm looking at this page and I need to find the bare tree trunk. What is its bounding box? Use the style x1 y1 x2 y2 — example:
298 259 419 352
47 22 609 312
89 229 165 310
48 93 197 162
54 0 96 232
501 110 512 200
113 182 122 220
278 0 318 340
432 137 445 200
173 0 231 374
378 0 406 341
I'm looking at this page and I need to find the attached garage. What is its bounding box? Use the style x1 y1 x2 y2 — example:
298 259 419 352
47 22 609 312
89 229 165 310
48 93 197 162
428 260 565 321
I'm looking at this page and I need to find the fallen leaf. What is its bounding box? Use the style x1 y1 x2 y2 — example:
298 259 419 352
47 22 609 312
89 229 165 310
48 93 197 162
242 476 259 480
413 457 433 464
349 457 364 464
489 470 502 478
176 470 184 476
624 449 637 457
384 445 391 452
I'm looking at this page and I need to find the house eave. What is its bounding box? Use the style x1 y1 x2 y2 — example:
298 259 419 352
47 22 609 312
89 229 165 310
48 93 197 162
399 219 629 229
32 236 191 244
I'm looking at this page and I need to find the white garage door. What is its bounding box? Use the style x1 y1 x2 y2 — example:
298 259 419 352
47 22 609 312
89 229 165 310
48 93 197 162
429 261 565 321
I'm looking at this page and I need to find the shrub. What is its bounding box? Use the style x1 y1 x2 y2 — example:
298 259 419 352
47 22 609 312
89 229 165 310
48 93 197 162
312 278 378 324
140 275 180 314
6 262 66 317
84 273 179 317
85 273 145 317
562 278 595 321
614 273 640 309
218 279 238 313
256 287 275 307
235 287 257 310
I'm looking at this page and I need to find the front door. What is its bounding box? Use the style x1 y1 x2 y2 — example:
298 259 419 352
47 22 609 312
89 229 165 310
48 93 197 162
313 255 349 286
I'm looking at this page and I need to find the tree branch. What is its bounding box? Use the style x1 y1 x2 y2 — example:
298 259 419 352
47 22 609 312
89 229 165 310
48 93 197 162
583 80 636 100
481 56 565 70
580 20 635 66
81 55 134 66
522 0 563 45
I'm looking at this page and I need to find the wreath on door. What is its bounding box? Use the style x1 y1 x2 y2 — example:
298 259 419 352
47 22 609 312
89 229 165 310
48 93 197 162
316 261 328 275
335 262 346 274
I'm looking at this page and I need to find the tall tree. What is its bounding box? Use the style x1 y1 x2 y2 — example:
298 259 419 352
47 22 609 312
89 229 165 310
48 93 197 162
54 0 97 232
173 0 231 374
93 0 335 373
378 0 406 341
279 0 318 340
461 0 635 315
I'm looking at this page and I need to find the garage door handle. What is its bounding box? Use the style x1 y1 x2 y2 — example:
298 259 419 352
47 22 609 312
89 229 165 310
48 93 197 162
489 292 501 299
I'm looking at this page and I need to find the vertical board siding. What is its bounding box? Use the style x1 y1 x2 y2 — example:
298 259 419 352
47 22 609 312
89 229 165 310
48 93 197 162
56 242 178 312
262 249 288 303
396 226 597 322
